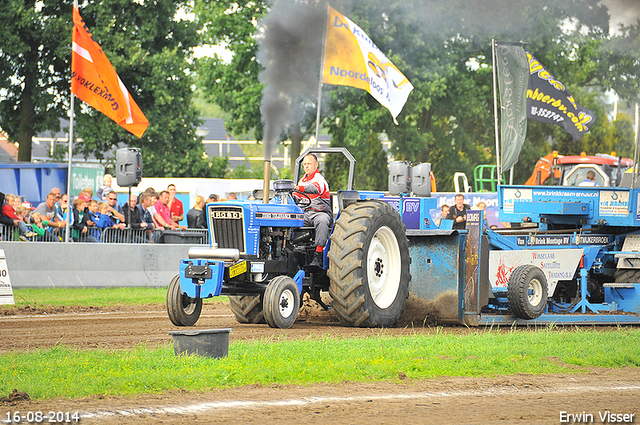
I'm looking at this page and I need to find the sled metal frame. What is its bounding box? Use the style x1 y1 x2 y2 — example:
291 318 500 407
407 206 640 327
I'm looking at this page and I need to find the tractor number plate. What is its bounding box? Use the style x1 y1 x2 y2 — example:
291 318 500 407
229 260 247 279
184 264 212 280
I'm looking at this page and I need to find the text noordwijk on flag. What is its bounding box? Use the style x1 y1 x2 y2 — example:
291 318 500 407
71 6 148 138
322 6 413 124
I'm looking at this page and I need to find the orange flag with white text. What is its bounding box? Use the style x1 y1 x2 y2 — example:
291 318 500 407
71 7 148 138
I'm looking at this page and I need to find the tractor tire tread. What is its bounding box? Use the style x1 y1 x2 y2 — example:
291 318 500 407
328 200 410 328
507 264 548 320
229 295 266 324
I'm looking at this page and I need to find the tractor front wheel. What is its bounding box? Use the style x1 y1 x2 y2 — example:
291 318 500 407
166 275 203 326
263 276 300 329
328 200 410 327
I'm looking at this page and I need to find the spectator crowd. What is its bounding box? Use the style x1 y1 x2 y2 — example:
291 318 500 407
0 175 237 243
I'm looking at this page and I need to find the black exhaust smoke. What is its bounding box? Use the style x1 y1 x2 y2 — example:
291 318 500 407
257 0 327 167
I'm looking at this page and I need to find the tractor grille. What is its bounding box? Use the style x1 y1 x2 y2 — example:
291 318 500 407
208 205 246 253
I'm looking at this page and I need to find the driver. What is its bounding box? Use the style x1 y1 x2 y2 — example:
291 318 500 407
294 153 333 267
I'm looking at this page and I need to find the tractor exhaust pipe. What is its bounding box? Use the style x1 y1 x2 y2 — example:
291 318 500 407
188 247 240 262
263 160 271 203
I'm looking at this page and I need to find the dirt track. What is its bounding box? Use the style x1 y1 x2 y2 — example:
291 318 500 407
1 301 639 424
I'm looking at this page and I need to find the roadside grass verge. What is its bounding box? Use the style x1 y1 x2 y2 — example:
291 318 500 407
3 287 228 308
1 327 639 400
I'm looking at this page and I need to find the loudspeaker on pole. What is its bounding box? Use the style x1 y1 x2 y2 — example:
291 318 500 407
116 148 142 187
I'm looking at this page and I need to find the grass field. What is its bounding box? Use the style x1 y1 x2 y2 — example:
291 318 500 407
2 288 640 400
4 287 230 309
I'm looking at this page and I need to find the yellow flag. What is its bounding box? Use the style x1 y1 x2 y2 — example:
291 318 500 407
323 6 413 124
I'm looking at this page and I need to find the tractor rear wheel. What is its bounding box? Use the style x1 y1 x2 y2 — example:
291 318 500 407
229 295 266 324
507 265 548 320
263 276 300 329
166 275 202 326
328 200 410 327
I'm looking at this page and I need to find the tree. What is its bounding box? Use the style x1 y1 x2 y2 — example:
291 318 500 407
0 0 70 161
325 0 640 190
195 0 640 190
0 0 216 177
71 0 214 177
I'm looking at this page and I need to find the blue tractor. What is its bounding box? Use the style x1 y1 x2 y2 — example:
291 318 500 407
166 148 411 329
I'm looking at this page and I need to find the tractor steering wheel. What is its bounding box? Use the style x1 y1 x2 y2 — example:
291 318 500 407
293 190 312 208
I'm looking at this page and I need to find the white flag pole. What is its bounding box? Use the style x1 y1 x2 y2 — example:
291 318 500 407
314 2 329 148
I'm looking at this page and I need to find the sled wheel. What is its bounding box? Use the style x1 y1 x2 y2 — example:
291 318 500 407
507 264 548 320
166 274 202 326
263 276 300 329
229 295 266 324
328 200 410 327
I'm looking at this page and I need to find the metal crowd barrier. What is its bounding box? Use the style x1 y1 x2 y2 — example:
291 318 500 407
0 224 20 242
0 224 209 245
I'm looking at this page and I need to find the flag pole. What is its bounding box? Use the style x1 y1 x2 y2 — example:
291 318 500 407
632 103 639 191
491 39 501 183
65 0 79 243
65 95 74 243
314 2 329 148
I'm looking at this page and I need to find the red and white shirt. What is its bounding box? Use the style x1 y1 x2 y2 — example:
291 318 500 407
295 170 331 214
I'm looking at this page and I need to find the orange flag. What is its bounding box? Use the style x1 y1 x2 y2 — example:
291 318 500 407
71 7 148 138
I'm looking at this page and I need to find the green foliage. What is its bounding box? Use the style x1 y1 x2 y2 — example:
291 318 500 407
1 328 639 400
195 0 268 141
193 91 230 120
226 162 263 179
4 0 640 184
195 0 322 168
0 0 71 161
225 161 291 180
208 155 231 178
325 90 391 190
0 0 214 177
194 0 640 189
5 287 227 308
71 0 210 177
332 0 640 190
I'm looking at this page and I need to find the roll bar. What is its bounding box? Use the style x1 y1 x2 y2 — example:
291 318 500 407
293 147 356 191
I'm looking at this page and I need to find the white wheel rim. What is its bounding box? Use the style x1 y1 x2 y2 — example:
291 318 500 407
278 288 295 319
528 278 543 307
367 226 401 309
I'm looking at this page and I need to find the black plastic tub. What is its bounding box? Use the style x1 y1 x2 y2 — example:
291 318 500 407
168 328 232 358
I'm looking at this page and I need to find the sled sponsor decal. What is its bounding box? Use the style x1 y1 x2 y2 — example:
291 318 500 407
489 249 583 296
600 191 629 217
